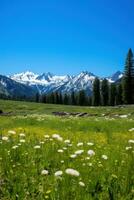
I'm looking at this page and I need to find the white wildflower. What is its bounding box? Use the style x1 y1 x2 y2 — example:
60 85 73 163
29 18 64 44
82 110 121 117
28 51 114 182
87 150 95 156
77 142 83 147
128 128 134 132
52 134 63 141
8 130 16 135
64 139 70 144
19 133 25 137
57 149 64 153
44 135 50 139
65 168 80 177
126 146 132 150
20 139 25 143
34 145 41 149
12 145 18 149
128 140 134 144
70 154 77 158
87 142 94 146
75 150 84 155
2 136 8 141
102 155 108 160
79 181 85 187
54 171 63 177
41 170 49 175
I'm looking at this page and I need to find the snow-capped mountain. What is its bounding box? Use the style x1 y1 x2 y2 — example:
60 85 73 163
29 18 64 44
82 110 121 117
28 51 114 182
0 74 36 97
9 70 123 95
10 71 97 95
0 70 123 98
106 71 123 83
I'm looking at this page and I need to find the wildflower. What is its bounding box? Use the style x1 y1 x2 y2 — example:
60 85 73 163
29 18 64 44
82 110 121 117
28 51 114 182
102 155 108 160
64 139 70 144
128 128 134 132
87 142 94 146
57 149 64 153
111 174 118 179
70 154 77 158
63 147 67 150
41 170 49 175
8 130 16 135
19 133 25 137
68 143 73 147
52 134 63 141
88 163 92 167
20 139 25 143
65 168 80 177
34 145 41 149
75 150 84 155
54 171 63 177
126 146 132 150
12 145 18 149
2 136 8 141
87 150 95 156
85 157 90 160
44 135 50 139
61 160 64 163
77 142 83 147
128 139 134 144
40 141 45 144
79 181 85 187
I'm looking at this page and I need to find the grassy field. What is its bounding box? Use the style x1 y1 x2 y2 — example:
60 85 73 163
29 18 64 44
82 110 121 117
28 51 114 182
0 100 134 200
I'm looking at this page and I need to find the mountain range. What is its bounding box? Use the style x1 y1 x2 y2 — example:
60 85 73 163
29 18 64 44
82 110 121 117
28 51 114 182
0 71 123 98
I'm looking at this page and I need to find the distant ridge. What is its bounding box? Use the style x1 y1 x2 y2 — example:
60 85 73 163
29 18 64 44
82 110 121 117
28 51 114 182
0 70 123 97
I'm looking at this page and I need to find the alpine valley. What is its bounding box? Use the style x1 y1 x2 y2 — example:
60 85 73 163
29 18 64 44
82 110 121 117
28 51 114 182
0 71 123 98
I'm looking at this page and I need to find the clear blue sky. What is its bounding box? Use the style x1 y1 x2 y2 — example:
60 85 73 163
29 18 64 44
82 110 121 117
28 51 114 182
0 0 134 77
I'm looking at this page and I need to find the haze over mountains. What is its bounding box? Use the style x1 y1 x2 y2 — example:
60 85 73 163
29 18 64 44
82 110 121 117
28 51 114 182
0 71 123 98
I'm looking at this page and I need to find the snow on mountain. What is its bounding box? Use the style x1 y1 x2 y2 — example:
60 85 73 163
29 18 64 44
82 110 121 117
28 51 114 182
9 70 123 95
107 71 123 83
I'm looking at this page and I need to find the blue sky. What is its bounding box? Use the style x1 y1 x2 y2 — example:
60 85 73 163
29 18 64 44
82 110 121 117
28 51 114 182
0 0 134 77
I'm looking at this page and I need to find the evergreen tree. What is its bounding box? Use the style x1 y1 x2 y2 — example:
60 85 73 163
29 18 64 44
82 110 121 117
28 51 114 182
93 77 100 106
101 79 109 106
41 94 47 103
63 94 69 105
78 90 87 106
49 92 55 104
109 83 116 106
54 92 59 104
59 92 63 104
71 91 76 105
35 92 40 103
122 48 134 104
116 83 123 105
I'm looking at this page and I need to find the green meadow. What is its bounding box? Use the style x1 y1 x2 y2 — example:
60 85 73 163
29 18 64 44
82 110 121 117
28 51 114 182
0 100 134 200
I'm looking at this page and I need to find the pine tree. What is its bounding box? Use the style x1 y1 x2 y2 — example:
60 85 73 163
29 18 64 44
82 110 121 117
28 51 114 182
71 91 76 105
54 92 59 104
41 94 47 103
101 79 109 106
93 77 100 106
59 92 63 104
116 83 123 105
63 94 69 105
109 83 116 106
78 90 87 106
122 48 134 104
35 92 40 103
49 92 55 104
